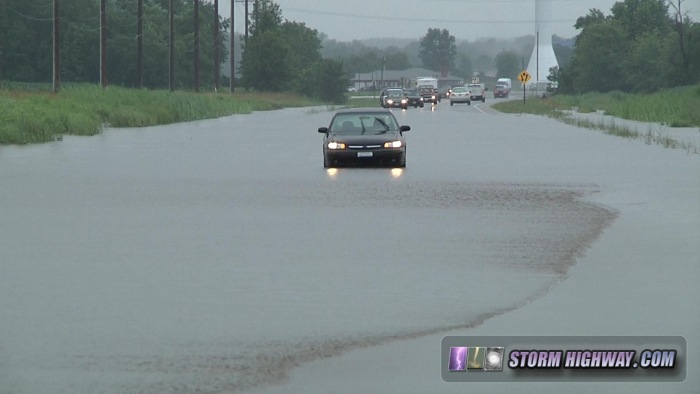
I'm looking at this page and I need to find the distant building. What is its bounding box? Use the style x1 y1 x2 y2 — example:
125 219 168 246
350 67 464 91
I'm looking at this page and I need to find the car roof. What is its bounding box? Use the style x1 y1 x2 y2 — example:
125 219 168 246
333 108 394 115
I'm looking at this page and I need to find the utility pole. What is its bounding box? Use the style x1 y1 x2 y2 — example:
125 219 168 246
253 0 258 29
169 0 175 91
230 0 235 93
244 0 249 45
213 0 220 92
137 0 143 88
100 0 108 88
53 0 61 93
193 0 200 92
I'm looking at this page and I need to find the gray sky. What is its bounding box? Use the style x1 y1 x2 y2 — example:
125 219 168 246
213 0 700 42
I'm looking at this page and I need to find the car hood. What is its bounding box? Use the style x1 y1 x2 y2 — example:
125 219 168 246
328 133 401 144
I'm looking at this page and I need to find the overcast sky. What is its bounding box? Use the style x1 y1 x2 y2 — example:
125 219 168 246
213 0 700 42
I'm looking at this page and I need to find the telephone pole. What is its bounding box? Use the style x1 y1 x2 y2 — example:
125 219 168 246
244 0 249 45
234 0 236 93
169 0 175 91
53 0 61 93
193 0 200 92
213 0 220 92
100 0 108 88
137 0 143 88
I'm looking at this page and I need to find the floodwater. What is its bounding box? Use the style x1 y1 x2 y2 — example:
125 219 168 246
1 105 621 392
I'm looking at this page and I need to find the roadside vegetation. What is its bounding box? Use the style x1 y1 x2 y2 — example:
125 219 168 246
493 84 700 153
0 83 319 144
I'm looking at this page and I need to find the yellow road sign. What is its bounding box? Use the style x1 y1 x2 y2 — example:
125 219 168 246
518 70 531 83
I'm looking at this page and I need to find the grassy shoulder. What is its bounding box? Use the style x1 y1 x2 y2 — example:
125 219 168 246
0 83 322 144
493 84 700 128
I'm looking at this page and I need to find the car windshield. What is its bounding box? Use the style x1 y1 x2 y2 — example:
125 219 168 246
386 90 403 98
330 113 399 135
452 87 468 93
419 88 434 94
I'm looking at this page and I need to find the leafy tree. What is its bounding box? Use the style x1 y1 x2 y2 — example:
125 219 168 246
547 66 560 85
0 0 228 89
249 0 282 36
494 50 519 79
0 0 54 82
453 54 473 80
574 9 608 31
277 21 321 91
473 54 493 77
299 59 348 104
418 28 456 76
568 20 627 93
611 0 672 40
240 29 292 90
622 32 673 92
383 48 411 70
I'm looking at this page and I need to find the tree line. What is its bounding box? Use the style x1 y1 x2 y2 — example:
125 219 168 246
1 0 698 97
559 0 699 93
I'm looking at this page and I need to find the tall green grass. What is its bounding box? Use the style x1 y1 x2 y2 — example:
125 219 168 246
495 85 700 127
492 85 700 154
0 84 320 144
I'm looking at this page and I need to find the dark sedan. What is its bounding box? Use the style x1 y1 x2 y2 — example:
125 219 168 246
318 108 410 168
403 89 424 108
382 88 408 109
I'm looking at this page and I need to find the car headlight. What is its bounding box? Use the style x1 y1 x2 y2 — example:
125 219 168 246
420 97 424 101
401 99 407 104
432 95 436 99
383 140 403 148
386 99 394 104
327 142 346 150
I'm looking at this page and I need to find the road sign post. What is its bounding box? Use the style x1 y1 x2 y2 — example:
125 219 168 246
518 70 531 105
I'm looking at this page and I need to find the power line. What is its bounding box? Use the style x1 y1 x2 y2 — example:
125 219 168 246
284 7 576 24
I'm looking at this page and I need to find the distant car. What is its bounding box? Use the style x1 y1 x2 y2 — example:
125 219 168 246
318 108 410 168
382 88 408 109
418 86 439 104
438 85 453 100
403 89 424 108
347 86 357 93
468 83 486 103
493 84 509 98
449 86 471 106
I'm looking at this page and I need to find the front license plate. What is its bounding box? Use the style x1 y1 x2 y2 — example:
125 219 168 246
357 152 373 158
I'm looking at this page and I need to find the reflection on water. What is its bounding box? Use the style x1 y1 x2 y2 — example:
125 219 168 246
325 167 403 179
325 168 339 178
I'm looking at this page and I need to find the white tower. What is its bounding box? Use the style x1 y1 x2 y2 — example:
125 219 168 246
526 0 559 84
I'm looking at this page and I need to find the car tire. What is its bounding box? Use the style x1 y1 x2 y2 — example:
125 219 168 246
450 101 454 106
420 103 424 108
467 101 471 106
482 98 485 103
323 156 330 168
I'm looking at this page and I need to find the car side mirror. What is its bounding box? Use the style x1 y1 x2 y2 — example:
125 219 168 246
399 125 410 132
318 127 328 134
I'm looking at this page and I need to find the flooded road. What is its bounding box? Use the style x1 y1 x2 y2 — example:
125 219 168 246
0 103 660 392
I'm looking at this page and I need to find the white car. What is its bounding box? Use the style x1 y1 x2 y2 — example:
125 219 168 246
449 86 471 106
347 86 357 93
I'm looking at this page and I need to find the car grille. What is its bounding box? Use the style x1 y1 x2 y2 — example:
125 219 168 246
348 145 382 149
